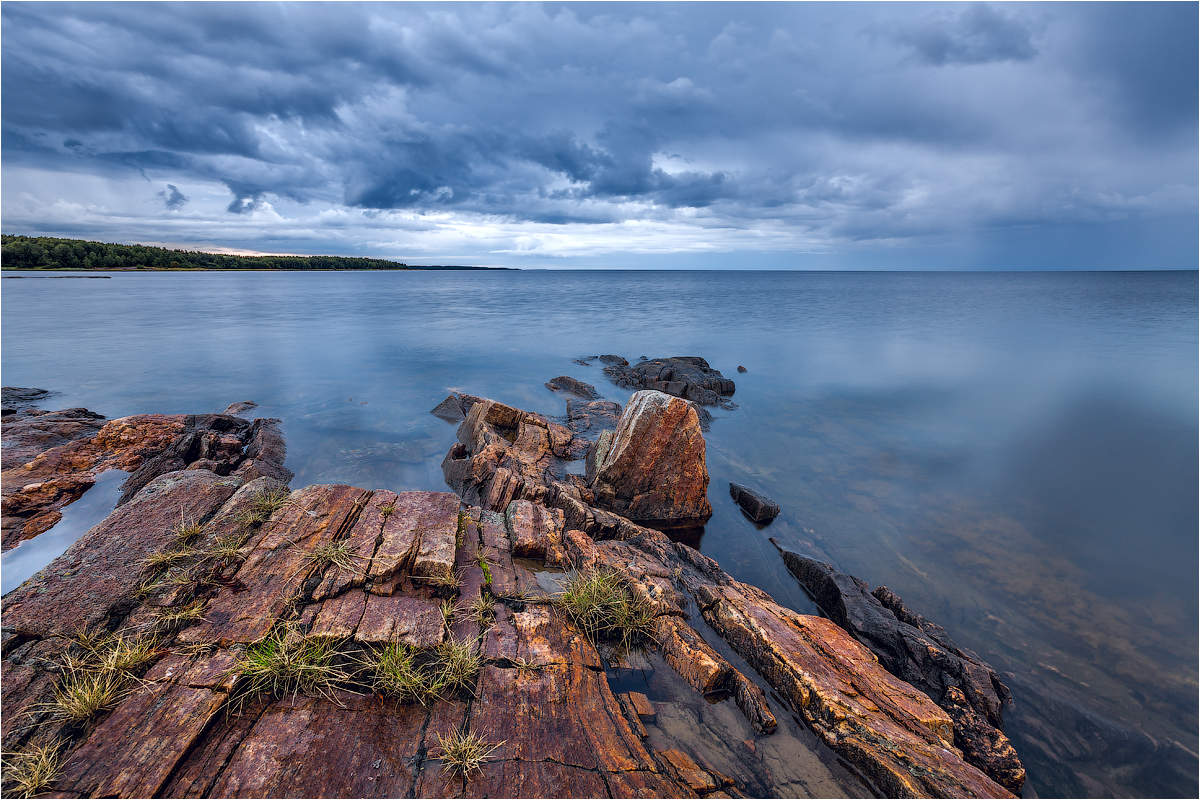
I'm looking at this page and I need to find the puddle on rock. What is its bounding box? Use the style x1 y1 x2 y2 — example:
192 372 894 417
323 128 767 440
2 469 129 595
605 648 873 798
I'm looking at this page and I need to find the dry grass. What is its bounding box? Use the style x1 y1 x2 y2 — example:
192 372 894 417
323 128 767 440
432 638 481 695
46 665 128 722
169 510 205 545
434 729 504 777
152 600 207 632
469 594 495 629
1 741 63 797
416 567 463 593
304 540 362 572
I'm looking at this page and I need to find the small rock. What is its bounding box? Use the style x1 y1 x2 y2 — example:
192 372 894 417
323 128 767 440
222 400 258 415
729 483 781 523
544 375 599 399
429 391 485 423
737 365 747 373
626 691 656 721
603 356 736 408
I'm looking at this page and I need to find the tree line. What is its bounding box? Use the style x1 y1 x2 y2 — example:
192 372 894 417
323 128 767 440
1 235 422 271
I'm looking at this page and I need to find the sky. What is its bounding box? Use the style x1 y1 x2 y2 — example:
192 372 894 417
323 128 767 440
2 2 1196 269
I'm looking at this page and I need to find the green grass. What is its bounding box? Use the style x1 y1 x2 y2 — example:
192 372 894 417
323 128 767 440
233 628 346 702
476 553 493 585
554 567 657 649
379 502 397 519
357 643 445 704
434 729 504 777
1 741 63 797
432 638 482 694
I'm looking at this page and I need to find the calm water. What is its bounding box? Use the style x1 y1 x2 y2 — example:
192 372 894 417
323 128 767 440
3 269 1196 796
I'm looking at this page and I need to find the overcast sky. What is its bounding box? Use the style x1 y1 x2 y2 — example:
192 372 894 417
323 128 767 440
2 2 1196 268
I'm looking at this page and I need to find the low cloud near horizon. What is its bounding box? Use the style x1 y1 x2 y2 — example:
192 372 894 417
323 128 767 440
2 2 1196 269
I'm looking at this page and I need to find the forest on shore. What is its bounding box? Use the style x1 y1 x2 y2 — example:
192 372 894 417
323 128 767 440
0 235 494 271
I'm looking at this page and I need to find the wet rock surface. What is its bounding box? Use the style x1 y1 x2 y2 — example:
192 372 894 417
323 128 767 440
430 391 486 423
2 388 1015 799
2 402 292 551
773 543 1025 793
589 391 713 531
602 356 736 408
729 483 780 524
1 386 56 414
565 398 621 439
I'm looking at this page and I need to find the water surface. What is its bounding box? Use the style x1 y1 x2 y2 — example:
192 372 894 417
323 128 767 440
2 269 1196 796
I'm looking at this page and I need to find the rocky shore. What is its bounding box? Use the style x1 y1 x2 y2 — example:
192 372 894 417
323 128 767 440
1 374 1021 799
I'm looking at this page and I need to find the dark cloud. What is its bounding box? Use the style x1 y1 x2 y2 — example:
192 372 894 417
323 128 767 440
0 2 1194 267
158 183 188 210
891 4 1037 66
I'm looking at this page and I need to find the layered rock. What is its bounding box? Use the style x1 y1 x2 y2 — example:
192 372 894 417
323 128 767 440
3 391 1017 799
774 544 1025 793
442 393 1013 798
603 356 736 408
565 398 621 439
2 403 291 551
588 391 713 531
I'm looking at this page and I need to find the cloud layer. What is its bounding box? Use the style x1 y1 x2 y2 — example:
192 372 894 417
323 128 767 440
2 2 1195 268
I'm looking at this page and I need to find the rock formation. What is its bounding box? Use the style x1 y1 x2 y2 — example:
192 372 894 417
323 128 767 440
773 544 1026 793
603 356 736 408
588 391 712 531
728 483 780 524
2 388 1016 799
1 399 291 551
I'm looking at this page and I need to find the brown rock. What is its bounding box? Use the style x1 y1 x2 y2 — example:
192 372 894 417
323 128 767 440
774 544 1025 793
545 375 601 399
589 390 712 530
2 469 241 636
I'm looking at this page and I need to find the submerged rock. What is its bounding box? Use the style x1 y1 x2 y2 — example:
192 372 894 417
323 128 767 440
773 543 1026 794
603 356 736 408
545 375 600 399
565 398 620 439
221 400 258 415
729 482 780 523
1 386 55 414
589 391 712 531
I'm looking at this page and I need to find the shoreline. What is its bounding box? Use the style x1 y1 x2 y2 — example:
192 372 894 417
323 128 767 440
0 370 1021 799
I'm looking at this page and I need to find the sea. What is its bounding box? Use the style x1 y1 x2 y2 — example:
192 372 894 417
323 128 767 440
2 268 1196 797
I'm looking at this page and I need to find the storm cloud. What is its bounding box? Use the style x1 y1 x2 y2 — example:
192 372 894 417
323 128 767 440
1 2 1195 268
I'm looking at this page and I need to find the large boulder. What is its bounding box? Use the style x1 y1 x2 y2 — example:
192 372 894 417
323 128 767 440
588 391 712 531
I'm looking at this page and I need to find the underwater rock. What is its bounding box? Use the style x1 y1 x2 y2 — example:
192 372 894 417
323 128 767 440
729 482 780 523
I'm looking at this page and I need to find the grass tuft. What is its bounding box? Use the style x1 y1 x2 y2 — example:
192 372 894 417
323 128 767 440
554 567 657 649
416 567 463 593
47 665 127 722
470 594 495 629
1 742 63 797
304 540 362 572
432 638 482 695
435 729 504 777
233 628 346 703
169 510 205 545
152 600 207 632
249 487 291 519
357 642 445 704
379 502 397 519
